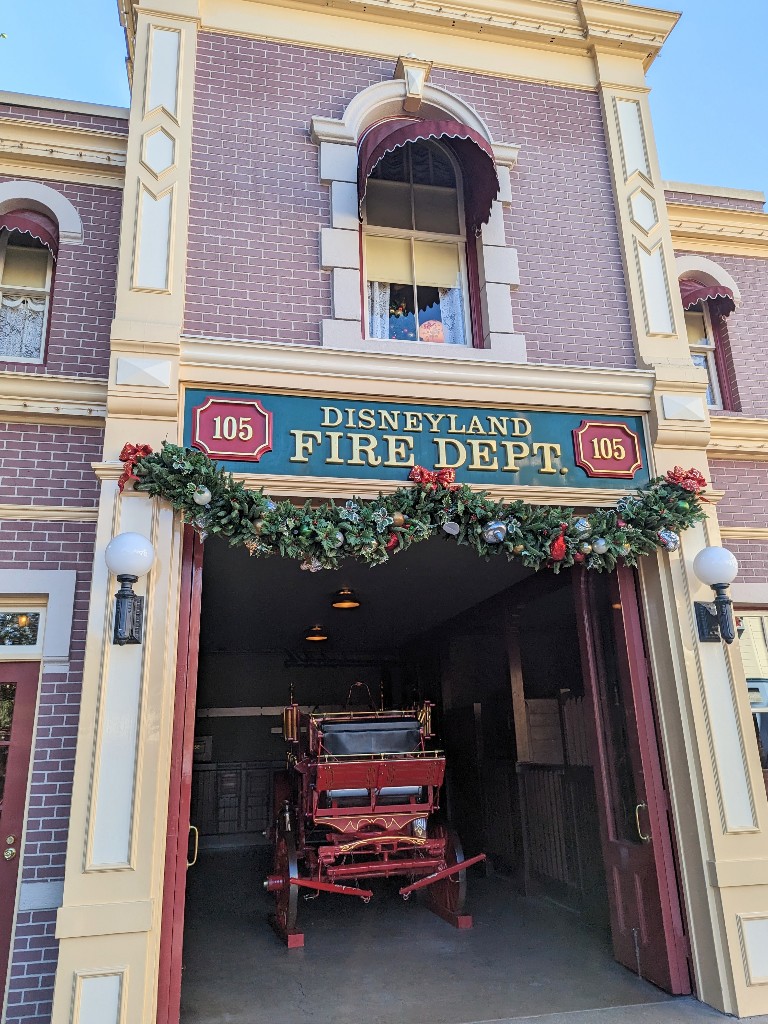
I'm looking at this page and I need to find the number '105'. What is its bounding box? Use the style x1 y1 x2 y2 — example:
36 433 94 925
211 415 254 441
590 436 626 460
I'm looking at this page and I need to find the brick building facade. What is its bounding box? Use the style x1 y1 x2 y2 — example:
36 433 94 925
0 2 767 1023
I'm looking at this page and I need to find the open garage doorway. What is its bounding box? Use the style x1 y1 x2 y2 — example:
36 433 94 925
160 529 692 1024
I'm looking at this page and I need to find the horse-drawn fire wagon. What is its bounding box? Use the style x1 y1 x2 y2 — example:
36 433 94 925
264 687 485 947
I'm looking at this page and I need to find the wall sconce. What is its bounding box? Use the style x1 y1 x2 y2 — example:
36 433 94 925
332 588 360 609
693 546 739 645
304 625 328 642
105 532 155 646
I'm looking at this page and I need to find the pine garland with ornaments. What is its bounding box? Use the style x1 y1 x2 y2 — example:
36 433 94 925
118 443 708 574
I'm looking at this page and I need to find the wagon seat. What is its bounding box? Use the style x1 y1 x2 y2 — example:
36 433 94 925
320 718 424 806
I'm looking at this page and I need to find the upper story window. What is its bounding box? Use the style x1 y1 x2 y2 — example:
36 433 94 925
0 212 58 363
364 140 469 345
680 277 737 411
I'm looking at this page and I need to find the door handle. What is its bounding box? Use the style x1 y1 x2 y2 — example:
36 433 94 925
3 848 16 861
635 803 650 843
187 825 199 868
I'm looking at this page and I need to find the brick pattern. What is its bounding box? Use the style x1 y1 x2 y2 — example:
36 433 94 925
185 35 635 368
708 460 768 582
0 103 128 135
721 541 768 586
0 174 122 379
3 911 57 1024
0 519 97 1024
0 423 102 507
679 252 768 418
665 190 765 213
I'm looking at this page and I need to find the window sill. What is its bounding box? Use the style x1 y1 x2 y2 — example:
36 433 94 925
321 326 527 363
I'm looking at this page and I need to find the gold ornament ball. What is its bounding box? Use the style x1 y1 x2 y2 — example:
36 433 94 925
579 541 593 555
392 511 406 528
512 544 525 554
253 520 265 534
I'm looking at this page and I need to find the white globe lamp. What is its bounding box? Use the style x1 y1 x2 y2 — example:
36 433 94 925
105 533 155 645
692 546 739 645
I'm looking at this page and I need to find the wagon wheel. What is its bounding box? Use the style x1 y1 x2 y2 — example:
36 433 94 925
272 818 299 937
426 821 467 917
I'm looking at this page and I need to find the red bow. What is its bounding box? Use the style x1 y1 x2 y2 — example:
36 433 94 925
118 442 153 492
549 523 568 562
408 465 459 490
665 466 707 494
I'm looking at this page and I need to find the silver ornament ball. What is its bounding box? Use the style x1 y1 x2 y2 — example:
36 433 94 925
658 529 680 552
442 521 460 537
482 520 507 544
573 517 591 537
592 537 609 554
192 485 212 506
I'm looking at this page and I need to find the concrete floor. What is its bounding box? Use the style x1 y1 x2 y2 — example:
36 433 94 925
179 848 764 1024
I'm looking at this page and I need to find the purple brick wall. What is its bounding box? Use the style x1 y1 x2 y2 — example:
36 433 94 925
665 189 765 213
0 510 98 1023
185 35 635 368
0 102 127 135
0 173 122 379
678 251 768 418
709 460 768 582
0 423 102 507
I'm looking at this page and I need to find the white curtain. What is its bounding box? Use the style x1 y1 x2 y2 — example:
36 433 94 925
438 286 465 345
0 296 46 360
368 282 390 340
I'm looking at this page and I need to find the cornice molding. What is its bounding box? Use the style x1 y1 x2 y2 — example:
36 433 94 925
0 373 107 424
0 118 127 187
668 203 768 259
0 91 128 121
708 417 768 462
179 336 656 412
721 527 768 542
0 504 98 522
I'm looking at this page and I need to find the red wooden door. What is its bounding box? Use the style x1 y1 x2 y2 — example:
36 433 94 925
0 661 39 986
573 566 690 994
157 530 204 1024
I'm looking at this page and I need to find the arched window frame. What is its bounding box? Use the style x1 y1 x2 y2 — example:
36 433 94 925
361 137 474 346
0 224 56 365
311 75 524 362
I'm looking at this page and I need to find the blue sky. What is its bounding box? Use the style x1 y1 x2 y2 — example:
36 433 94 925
0 0 766 197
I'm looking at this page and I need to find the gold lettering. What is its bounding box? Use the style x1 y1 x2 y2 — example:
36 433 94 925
358 408 376 430
487 416 509 436
383 435 415 467
510 418 532 437
403 411 423 432
466 416 486 435
348 433 382 466
500 440 530 472
467 439 499 471
433 438 467 469
379 409 400 431
345 408 357 428
321 406 342 428
290 430 322 463
424 412 446 433
325 431 344 465
533 442 561 475
447 414 467 435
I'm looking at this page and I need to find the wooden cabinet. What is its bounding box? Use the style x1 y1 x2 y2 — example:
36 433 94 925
190 761 281 837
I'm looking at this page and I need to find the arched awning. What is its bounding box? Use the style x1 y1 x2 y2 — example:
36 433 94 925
680 278 736 317
0 209 59 257
357 118 500 232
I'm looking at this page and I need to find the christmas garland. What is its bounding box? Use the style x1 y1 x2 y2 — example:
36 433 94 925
118 442 708 574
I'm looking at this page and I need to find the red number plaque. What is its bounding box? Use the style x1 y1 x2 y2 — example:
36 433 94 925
572 420 643 480
191 397 273 463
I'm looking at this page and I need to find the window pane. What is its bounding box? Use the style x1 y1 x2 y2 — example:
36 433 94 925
410 141 456 187
413 185 460 235
740 617 768 678
2 245 48 289
370 147 408 182
365 235 413 285
690 352 716 407
685 310 708 347
365 180 413 230
0 612 40 646
414 240 460 289
0 295 46 359
0 683 16 743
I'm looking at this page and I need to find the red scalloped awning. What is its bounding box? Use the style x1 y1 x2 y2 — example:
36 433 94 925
357 118 500 232
680 278 735 316
0 210 59 257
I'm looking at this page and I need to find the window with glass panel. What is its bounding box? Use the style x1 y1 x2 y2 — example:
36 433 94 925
0 229 53 362
685 302 721 409
364 140 469 345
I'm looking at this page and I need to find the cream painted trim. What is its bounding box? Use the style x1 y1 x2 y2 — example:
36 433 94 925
669 203 768 259
0 504 98 522
56 901 153 939
0 91 129 121
0 568 76 665
721 528 768 542
0 118 127 187
0 180 85 244
0 158 125 190
733 584 768 607
179 337 656 412
0 372 107 422
664 181 766 206
709 417 768 462
675 255 742 306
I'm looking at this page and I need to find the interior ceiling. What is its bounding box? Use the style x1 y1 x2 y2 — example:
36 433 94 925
199 536 533 657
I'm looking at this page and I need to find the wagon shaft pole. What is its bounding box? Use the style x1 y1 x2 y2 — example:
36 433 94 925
290 878 374 900
398 853 486 897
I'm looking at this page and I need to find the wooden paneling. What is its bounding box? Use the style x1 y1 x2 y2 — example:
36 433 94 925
190 761 280 836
